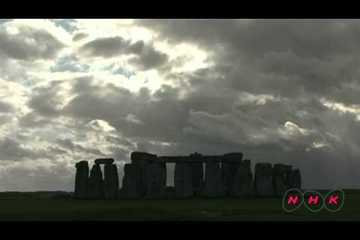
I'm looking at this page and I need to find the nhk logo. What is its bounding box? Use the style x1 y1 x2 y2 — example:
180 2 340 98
282 189 345 213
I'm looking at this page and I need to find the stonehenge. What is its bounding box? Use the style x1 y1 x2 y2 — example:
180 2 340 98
74 151 302 200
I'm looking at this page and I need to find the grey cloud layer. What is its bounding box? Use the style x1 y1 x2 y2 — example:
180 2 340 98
2 20 360 191
0 26 64 60
79 36 169 70
139 20 360 100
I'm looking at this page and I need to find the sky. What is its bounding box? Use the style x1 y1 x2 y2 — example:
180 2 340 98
0 19 360 191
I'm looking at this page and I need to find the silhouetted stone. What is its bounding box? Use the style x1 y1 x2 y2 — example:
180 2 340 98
104 164 119 199
76 151 303 201
222 153 243 195
122 157 165 199
231 159 254 197
203 160 225 197
129 152 160 197
135 160 150 196
164 186 176 199
283 165 293 188
191 162 204 196
288 169 301 189
222 152 244 162
74 161 89 199
122 163 143 198
95 158 114 165
88 164 104 199
272 164 291 197
131 151 157 162
174 162 193 198
144 161 166 198
189 153 203 196
255 163 274 197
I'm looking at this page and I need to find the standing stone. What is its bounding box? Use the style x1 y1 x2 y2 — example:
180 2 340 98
283 165 293 188
231 159 254 197
144 161 167 198
134 160 149 197
131 151 158 197
174 162 193 198
161 162 166 191
272 164 291 197
254 163 274 197
104 163 119 199
202 159 224 197
288 169 301 189
222 153 243 196
88 163 104 199
191 162 204 196
121 163 143 198
74 161 89 199
189 152 203 196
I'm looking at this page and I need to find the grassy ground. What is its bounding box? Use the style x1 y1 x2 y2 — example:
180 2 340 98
0 189 359 221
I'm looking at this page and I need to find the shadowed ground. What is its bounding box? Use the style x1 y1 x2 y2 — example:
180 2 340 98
0 189 358 221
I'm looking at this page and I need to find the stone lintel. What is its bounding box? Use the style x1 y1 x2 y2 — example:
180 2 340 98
159 154 243 163
95 158 115 165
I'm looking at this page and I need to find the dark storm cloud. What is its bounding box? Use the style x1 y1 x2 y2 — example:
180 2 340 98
28 80 65 117
145 19 360 120
18 112 54 128
63 79 189 143
0 101 14 113
61 77 311 156
0 138 45 161
79 37 168 69
79 36 130 57
0 161 74 191
56 138 106 156
61 76 321 148
72 32 88 41
127 41 169 70
0 26 64 60
138 20 360 100
105 135 135 148
63 78 135 123
137 19 360 59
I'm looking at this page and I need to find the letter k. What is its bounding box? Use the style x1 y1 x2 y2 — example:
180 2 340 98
328 195 339 205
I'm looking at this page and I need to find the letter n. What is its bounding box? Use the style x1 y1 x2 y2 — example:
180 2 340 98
287 195 299 205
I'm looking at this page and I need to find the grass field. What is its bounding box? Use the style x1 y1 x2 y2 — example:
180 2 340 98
0 190 359 221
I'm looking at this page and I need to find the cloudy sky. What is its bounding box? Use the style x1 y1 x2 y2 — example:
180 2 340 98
1 19 360 191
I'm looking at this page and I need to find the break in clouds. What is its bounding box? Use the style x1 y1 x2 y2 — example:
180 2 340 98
0 19 359 191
